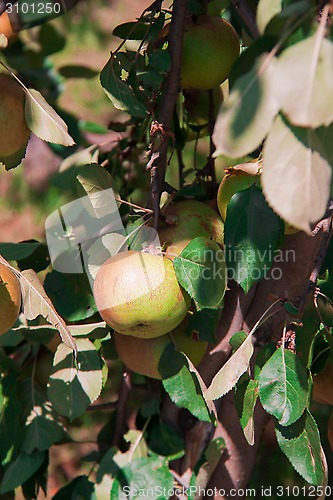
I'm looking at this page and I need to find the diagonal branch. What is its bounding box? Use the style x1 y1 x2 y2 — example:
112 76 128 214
147 0 188 228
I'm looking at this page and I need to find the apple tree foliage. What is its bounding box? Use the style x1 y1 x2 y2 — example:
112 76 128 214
1 0 333 497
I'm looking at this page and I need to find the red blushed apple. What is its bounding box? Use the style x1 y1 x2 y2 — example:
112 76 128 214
0 263 21 336
93 250 191 339
158 199 224 259
113 317 207 379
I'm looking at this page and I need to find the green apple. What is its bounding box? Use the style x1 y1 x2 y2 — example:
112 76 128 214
0 74 30 158
217 163 298 234
93 250 191 338
181 16 240 90
158 199 224 258
0 263 21 336
217 163 261 221
113 316 207 379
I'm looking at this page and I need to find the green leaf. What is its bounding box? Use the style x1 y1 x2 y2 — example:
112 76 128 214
0 451 46 494
205 331 254 401
186 307 221 343
275 410 326 485
237 379 259 445
19 383 66 453
262 115 331 234
111 457 174 500
259 348 308 426
47 339 103 421
148 423 185 459
0 241 40 261
52 475 96 500
274 34 333 127
213 54 279 158
174 237 227 310
113 21 150 40
25 88 75 146
76 164 118 218
256 0 282 34
224 186 284 293
0 374 23 466
160 345 213 422
58 65 98 79
100 55 146 118
44 271 97 322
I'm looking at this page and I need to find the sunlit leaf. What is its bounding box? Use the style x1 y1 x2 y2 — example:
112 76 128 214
274 34 333 127
47 339 103 421
205 331 254 400
213 54 279 158
17 268 77 353
256 0 282 34
25 89 74 145
262 115 331 233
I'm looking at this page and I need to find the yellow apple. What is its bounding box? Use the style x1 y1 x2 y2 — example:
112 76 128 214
113 316 207 379
181 16 240 90
217 163 298 234
158 199 224 259
0 263 21 335
93 250 191 338
0 74 30 159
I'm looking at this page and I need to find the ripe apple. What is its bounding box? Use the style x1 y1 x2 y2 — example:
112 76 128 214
217 163 298 234
312 360 333 405
158 199 224 258
181 16 240 90
0 12 16 42
93 250 191 338
217 163 261 221
0 263 21 335
0 74 30 159
113 316 207 379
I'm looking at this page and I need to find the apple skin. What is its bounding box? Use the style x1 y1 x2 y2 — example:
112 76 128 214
312 361 333 405
217 165 261 222
93 250 191 339
158 200 224 259
181 16 240 90
113 318 207 379
0 263 21 335
217 164 298 235
0 12 16 42
0 74 30 158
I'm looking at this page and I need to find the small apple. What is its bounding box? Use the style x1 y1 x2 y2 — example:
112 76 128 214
0 263 21 335
0 74 30 160
158 199 224 258
113 316 207 379
93 250 191 338
217 163 261 221
217 163 298 234
312 360 333 405
181 16 240 90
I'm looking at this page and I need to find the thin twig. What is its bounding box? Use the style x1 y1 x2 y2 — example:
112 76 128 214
230 0 260 40
112 370 132 446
